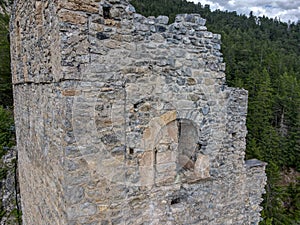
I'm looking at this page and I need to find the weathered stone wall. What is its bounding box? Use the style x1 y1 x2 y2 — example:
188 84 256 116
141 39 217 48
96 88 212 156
11 0 66 224
11 0 267 224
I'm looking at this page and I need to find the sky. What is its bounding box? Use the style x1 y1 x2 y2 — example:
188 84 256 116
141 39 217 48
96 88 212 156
190 0 300 23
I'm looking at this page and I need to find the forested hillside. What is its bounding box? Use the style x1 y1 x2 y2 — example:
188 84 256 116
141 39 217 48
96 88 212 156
0 3 11 107
131 0 300 224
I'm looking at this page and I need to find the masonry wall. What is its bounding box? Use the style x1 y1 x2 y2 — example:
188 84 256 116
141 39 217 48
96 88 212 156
11 0 67 224
11 0 267 224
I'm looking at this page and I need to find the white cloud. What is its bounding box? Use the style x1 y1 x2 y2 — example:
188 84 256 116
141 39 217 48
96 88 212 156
190 0 300 23
195 0 226 11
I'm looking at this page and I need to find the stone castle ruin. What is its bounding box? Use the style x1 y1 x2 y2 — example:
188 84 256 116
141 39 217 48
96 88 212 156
11 0 267 224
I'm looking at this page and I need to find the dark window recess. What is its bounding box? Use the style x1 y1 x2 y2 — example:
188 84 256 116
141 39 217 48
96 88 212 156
156 25 167 33
154 149 157 165
103 6 111 19
171 197 182 205
96 32 109 40
197 142 202 150
129 148 134 154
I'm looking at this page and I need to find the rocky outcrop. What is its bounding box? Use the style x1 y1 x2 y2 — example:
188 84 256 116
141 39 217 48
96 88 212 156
0 147 21 225
0 0 11 15
11 0 267 224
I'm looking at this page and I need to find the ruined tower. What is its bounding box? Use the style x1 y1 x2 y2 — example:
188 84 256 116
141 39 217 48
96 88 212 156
11 0 267 224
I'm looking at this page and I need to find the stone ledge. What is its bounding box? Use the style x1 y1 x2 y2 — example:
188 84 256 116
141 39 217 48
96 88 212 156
245 159 267 168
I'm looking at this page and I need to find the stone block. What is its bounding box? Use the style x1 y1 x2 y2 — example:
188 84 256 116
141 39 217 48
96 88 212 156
156 151 176 165
156 15 169 25
59 0 99 13
159 110 176 125
139 151 154 167
194 154 210 179
62 89 80 96
58 10 88 25
139 166 155 186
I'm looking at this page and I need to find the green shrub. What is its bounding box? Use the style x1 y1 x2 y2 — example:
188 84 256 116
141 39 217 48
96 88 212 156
0 105 14 158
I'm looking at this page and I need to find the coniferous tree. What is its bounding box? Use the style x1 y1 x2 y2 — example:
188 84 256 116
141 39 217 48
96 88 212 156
0 12 12 107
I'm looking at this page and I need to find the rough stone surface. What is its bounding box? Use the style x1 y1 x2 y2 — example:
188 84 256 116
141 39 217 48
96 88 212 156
0 0 11 14
11 0 267 224
0 147 21 225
